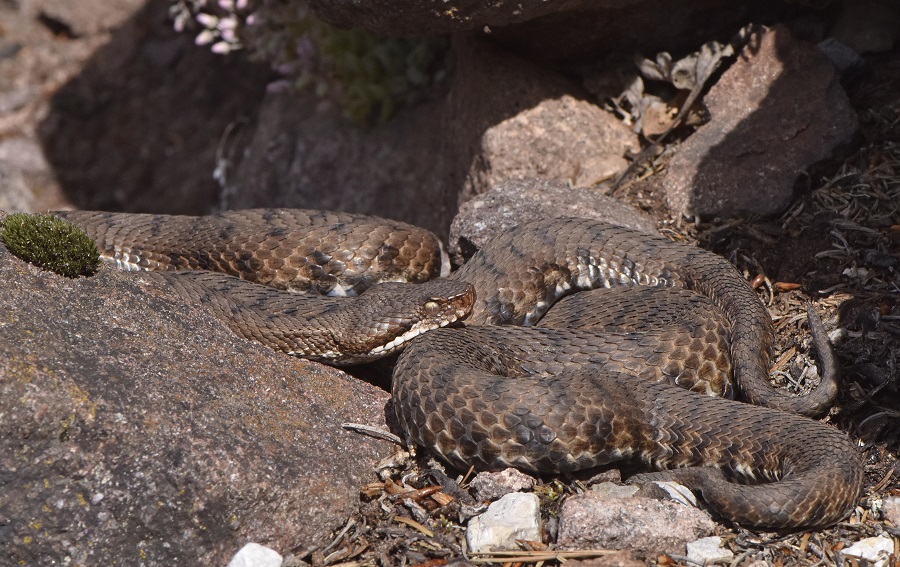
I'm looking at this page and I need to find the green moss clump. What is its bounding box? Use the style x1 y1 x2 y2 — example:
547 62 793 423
0 213 101 277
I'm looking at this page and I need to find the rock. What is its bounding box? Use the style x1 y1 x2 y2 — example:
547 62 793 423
473 94 638 193
686 536 734 565
557 491 716 557
0 161 35 212
565 552 645 567
590 482 640 500
20 0 144 36
839 535 895 567
225 88 454 238
228 543 283 567
663 25 858 219
228 36 588 239
882 496 900 524
830 0 900 54
0 244 394 565
469 468 537 502
449 178 657 265
465 493 542 552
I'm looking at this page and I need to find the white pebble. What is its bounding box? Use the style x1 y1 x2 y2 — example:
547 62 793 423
466 492 541 552
227 543 283 567
841 535 895 567
686 536 734 564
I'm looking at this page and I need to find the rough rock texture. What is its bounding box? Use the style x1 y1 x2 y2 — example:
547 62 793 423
468 468 536 502
881 496 900 525
0 244 393 565
557 491 716 557
227 36 604 239
663 25 859 219
565 553 645 567
307 0 806 63
448 178 657 265
474 94 638 191
465 493 541 552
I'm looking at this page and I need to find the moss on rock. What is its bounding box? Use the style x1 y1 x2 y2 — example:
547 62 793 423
0 213 101 277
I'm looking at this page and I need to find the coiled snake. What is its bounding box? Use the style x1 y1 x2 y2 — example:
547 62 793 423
54 209 863 529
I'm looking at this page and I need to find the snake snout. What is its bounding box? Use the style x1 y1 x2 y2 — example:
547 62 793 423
357 279 476 358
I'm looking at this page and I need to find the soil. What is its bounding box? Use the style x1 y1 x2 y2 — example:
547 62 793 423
2 1 900 565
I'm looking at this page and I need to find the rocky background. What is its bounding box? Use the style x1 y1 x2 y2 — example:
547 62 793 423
1 0 900 565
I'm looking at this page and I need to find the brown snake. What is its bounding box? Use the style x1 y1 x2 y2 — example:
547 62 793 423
54 210 863 529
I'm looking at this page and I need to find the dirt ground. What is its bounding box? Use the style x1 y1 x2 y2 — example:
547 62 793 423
2 1 900 565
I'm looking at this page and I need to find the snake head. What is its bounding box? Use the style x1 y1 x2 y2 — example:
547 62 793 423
345 278 475 361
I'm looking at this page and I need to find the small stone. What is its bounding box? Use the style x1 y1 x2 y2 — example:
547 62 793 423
590 482 640 500
227 543 283 567
466 492 541 552
557 491 715 556
469 468 537 502
882 496 900 525
686 536 734 565
840 535 895 567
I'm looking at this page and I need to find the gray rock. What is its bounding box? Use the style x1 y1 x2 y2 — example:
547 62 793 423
466 493 541 552
473 94 638 194
589 482 640 500
557 491 716 557
663 25 858 219
469 468 537 502
686 536 734 565
449 178 657 265
0 244 393 565
227 543 283 567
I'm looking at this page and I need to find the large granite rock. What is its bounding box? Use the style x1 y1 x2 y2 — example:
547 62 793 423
663 25 859 219
0 244 393 565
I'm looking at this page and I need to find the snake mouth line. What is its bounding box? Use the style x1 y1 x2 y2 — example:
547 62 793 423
367 321 449 356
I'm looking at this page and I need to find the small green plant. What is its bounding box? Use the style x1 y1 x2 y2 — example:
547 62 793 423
170 0 448 123
0 213 101 277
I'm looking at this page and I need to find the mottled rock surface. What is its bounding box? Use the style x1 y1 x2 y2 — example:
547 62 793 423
557 491 716 556
663 25 858 219
474 94 638 191
0 244 393 565
449 178 657 265
468 468 536 502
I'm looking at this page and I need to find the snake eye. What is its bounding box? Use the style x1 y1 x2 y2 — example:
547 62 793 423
423 301 440 316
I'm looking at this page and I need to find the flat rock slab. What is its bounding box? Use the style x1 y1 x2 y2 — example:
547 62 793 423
663 25 858 219
0 245 393 565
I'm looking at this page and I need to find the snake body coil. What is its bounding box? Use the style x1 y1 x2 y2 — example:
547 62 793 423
54 209 862 529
